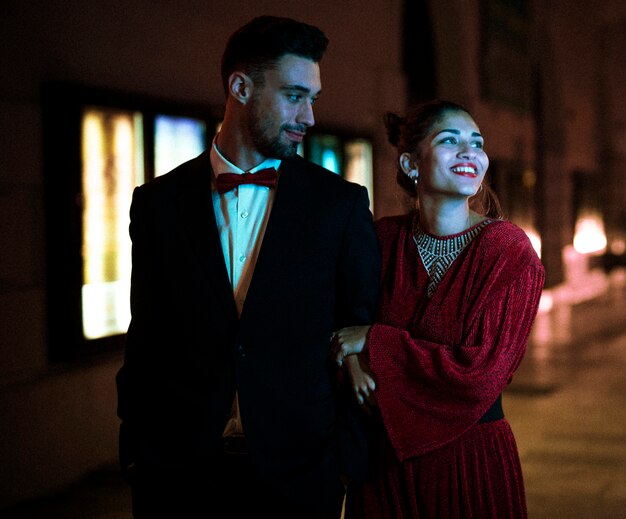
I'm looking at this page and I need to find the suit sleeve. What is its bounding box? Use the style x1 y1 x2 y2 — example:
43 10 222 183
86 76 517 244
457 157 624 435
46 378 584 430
334 185 381 327
333 185 381 484
116 185 151 473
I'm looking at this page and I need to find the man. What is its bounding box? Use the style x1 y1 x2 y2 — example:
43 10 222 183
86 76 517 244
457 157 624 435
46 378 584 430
116 15 380 518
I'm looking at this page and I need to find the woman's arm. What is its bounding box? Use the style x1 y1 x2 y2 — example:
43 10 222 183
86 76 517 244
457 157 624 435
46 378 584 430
332 325 377 409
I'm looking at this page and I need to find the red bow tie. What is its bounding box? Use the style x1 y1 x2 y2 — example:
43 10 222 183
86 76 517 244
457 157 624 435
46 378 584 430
215 168 278 194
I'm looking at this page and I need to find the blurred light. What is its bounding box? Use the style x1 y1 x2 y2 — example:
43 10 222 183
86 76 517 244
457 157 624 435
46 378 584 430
611 267 626 287
573 214 607 254
522 168 536 188
81 107 142 339
522 226 542 258
155 115 206 177
344 139 374 209
610 238 626 255
322 150 340 173
537 290 553 313
307 134 341 174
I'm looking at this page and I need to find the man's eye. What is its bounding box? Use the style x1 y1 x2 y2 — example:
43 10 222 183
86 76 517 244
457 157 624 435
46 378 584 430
287 94 302 102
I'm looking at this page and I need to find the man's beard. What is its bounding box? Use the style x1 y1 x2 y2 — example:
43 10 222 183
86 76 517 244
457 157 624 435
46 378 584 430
247 104 301 159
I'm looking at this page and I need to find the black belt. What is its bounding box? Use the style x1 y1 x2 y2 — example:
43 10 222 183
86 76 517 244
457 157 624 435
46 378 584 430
478 394 504 423
222 436 248 455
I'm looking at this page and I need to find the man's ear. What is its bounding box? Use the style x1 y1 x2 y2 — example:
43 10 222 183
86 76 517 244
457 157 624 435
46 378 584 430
228 71 253 104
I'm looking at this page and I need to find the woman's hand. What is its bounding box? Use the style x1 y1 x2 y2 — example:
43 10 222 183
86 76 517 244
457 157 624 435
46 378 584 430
331 325 377 409
343 353 377 410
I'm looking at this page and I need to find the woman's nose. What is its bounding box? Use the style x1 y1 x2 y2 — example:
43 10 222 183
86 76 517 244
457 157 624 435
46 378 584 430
457 142 476 159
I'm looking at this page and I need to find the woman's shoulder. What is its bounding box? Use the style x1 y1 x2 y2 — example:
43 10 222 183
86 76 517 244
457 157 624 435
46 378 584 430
375 212 414 235
479 219 543 268
478 218 524 243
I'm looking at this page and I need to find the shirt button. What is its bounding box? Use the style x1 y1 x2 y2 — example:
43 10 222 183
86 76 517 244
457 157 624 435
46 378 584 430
240 212 249 219
239 255 246 262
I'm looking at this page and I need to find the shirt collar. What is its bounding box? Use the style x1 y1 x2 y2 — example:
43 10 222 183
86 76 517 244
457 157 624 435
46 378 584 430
210 134 281 176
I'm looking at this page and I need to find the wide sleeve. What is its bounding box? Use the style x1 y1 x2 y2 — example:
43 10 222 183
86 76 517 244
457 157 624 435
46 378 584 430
367 236 544 461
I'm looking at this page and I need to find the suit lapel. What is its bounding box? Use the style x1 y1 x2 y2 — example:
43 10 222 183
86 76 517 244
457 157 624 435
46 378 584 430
240 157 310 318
176 152 238 318
174 154 310 323
262 156 310 246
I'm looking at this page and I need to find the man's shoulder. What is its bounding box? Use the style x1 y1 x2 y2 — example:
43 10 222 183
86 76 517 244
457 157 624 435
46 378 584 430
281 155 361 190
282 154 330 174
476 219 543 270
138 151 209 193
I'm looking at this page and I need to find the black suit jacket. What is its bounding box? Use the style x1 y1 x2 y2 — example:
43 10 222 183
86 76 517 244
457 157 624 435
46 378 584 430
116 151 381 506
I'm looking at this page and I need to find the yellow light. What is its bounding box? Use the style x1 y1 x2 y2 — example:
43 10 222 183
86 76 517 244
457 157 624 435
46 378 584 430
610 238 625 255
573 215 607 254
344 139 374 209
538 291 553 312
81 107 141 339
521 226 542 258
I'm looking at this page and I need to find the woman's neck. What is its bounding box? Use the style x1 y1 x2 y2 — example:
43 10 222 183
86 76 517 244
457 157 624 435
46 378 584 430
416 196 479 236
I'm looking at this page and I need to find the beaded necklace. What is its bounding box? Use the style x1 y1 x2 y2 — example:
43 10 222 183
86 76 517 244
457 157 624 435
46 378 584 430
412 216 493 297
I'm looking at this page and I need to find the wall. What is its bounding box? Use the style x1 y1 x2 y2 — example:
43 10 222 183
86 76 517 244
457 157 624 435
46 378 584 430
1 0 625 508
0 0 406 507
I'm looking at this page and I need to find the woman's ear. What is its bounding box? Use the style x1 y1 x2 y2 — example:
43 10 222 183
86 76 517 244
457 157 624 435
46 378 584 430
400 152 418 179
228 71 253 104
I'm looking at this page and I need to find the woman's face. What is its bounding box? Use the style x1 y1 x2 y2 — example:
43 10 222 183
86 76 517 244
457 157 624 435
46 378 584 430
413 110 489 199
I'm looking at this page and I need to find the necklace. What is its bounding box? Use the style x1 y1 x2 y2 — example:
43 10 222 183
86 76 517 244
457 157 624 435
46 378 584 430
412 216 492 297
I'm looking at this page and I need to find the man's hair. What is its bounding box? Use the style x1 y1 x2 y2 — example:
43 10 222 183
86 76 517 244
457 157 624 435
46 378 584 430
221 16 329 96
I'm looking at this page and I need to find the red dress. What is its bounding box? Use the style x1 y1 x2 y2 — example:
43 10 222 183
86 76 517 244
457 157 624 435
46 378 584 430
346 212 545 519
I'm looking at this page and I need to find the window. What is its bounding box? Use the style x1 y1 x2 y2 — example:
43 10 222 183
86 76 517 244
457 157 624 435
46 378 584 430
305 133 374 209
43 84 374 360
480 0 531 110
43 84 217 360
80 109 207 341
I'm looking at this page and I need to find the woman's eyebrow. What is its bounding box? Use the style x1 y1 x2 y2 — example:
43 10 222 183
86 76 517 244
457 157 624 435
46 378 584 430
437 128 483 138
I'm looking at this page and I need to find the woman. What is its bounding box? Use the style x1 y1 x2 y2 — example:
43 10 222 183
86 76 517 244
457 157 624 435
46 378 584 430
333 100 544 518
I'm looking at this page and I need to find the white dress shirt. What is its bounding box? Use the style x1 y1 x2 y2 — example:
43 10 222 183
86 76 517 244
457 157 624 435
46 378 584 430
210 135 281 436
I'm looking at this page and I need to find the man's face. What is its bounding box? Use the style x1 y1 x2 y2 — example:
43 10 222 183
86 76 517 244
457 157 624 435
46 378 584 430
245 54 322 159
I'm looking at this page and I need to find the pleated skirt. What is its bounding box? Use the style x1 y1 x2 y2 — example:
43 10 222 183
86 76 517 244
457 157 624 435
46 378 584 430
345 419 527 519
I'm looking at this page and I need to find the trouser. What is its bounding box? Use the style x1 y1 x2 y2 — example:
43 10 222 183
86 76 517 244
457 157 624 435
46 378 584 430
130 447 344 518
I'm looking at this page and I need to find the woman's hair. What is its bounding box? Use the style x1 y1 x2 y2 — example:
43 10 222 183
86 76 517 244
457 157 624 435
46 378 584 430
384 99 504 218
221 16 329 96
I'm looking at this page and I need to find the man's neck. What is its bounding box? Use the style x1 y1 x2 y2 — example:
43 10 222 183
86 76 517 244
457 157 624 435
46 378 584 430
215 122 266 172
